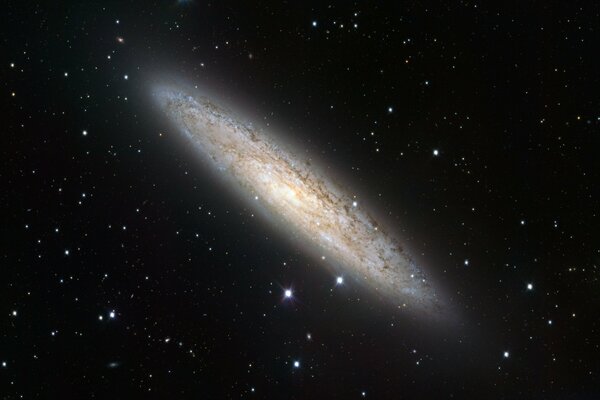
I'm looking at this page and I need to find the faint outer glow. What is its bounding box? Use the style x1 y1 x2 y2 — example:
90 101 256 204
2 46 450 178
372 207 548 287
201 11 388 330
153 85 445 319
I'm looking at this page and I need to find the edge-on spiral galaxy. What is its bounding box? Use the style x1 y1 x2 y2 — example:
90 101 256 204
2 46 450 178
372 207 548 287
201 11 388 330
153 84 445 319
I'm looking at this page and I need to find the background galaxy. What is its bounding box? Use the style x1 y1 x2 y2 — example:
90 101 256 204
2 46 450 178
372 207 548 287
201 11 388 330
3 1 600 399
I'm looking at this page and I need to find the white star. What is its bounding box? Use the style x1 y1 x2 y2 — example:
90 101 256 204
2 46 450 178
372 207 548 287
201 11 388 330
293 360 300 368
109 311 116 319
433 149 439 156
503 351 509 358
312 21 317 27
336 276 344 285
284 289 292 298
527 283 533 290
82 130 88 136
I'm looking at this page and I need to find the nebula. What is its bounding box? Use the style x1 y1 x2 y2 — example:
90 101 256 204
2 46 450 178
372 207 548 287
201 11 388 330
153 84 444 318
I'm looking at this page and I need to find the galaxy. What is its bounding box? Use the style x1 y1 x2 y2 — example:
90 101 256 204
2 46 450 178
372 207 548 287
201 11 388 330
154 85 443 317
4 1 600 398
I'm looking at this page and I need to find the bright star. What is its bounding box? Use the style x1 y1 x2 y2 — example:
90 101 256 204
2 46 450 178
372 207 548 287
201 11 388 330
284 289 292 298
336 276 344 285
293 360 300 368
527 283 533 290
503 351 509 358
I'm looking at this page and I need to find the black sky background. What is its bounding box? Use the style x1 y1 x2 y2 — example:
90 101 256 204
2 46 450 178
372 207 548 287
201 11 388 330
2 1 600 398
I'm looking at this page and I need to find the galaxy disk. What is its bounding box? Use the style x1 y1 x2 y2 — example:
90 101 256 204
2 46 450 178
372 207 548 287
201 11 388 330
153 85 444 318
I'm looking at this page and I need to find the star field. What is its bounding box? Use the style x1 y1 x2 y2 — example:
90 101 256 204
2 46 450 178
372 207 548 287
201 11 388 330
2 1 600 398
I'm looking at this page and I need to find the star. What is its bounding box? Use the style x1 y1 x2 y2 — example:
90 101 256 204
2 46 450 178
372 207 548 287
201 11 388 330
284 289 292 298
293 360 300 368
527 283 533 290
503 351 510 358
336 276 344 285
109 311 116 319
433 149 439 156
